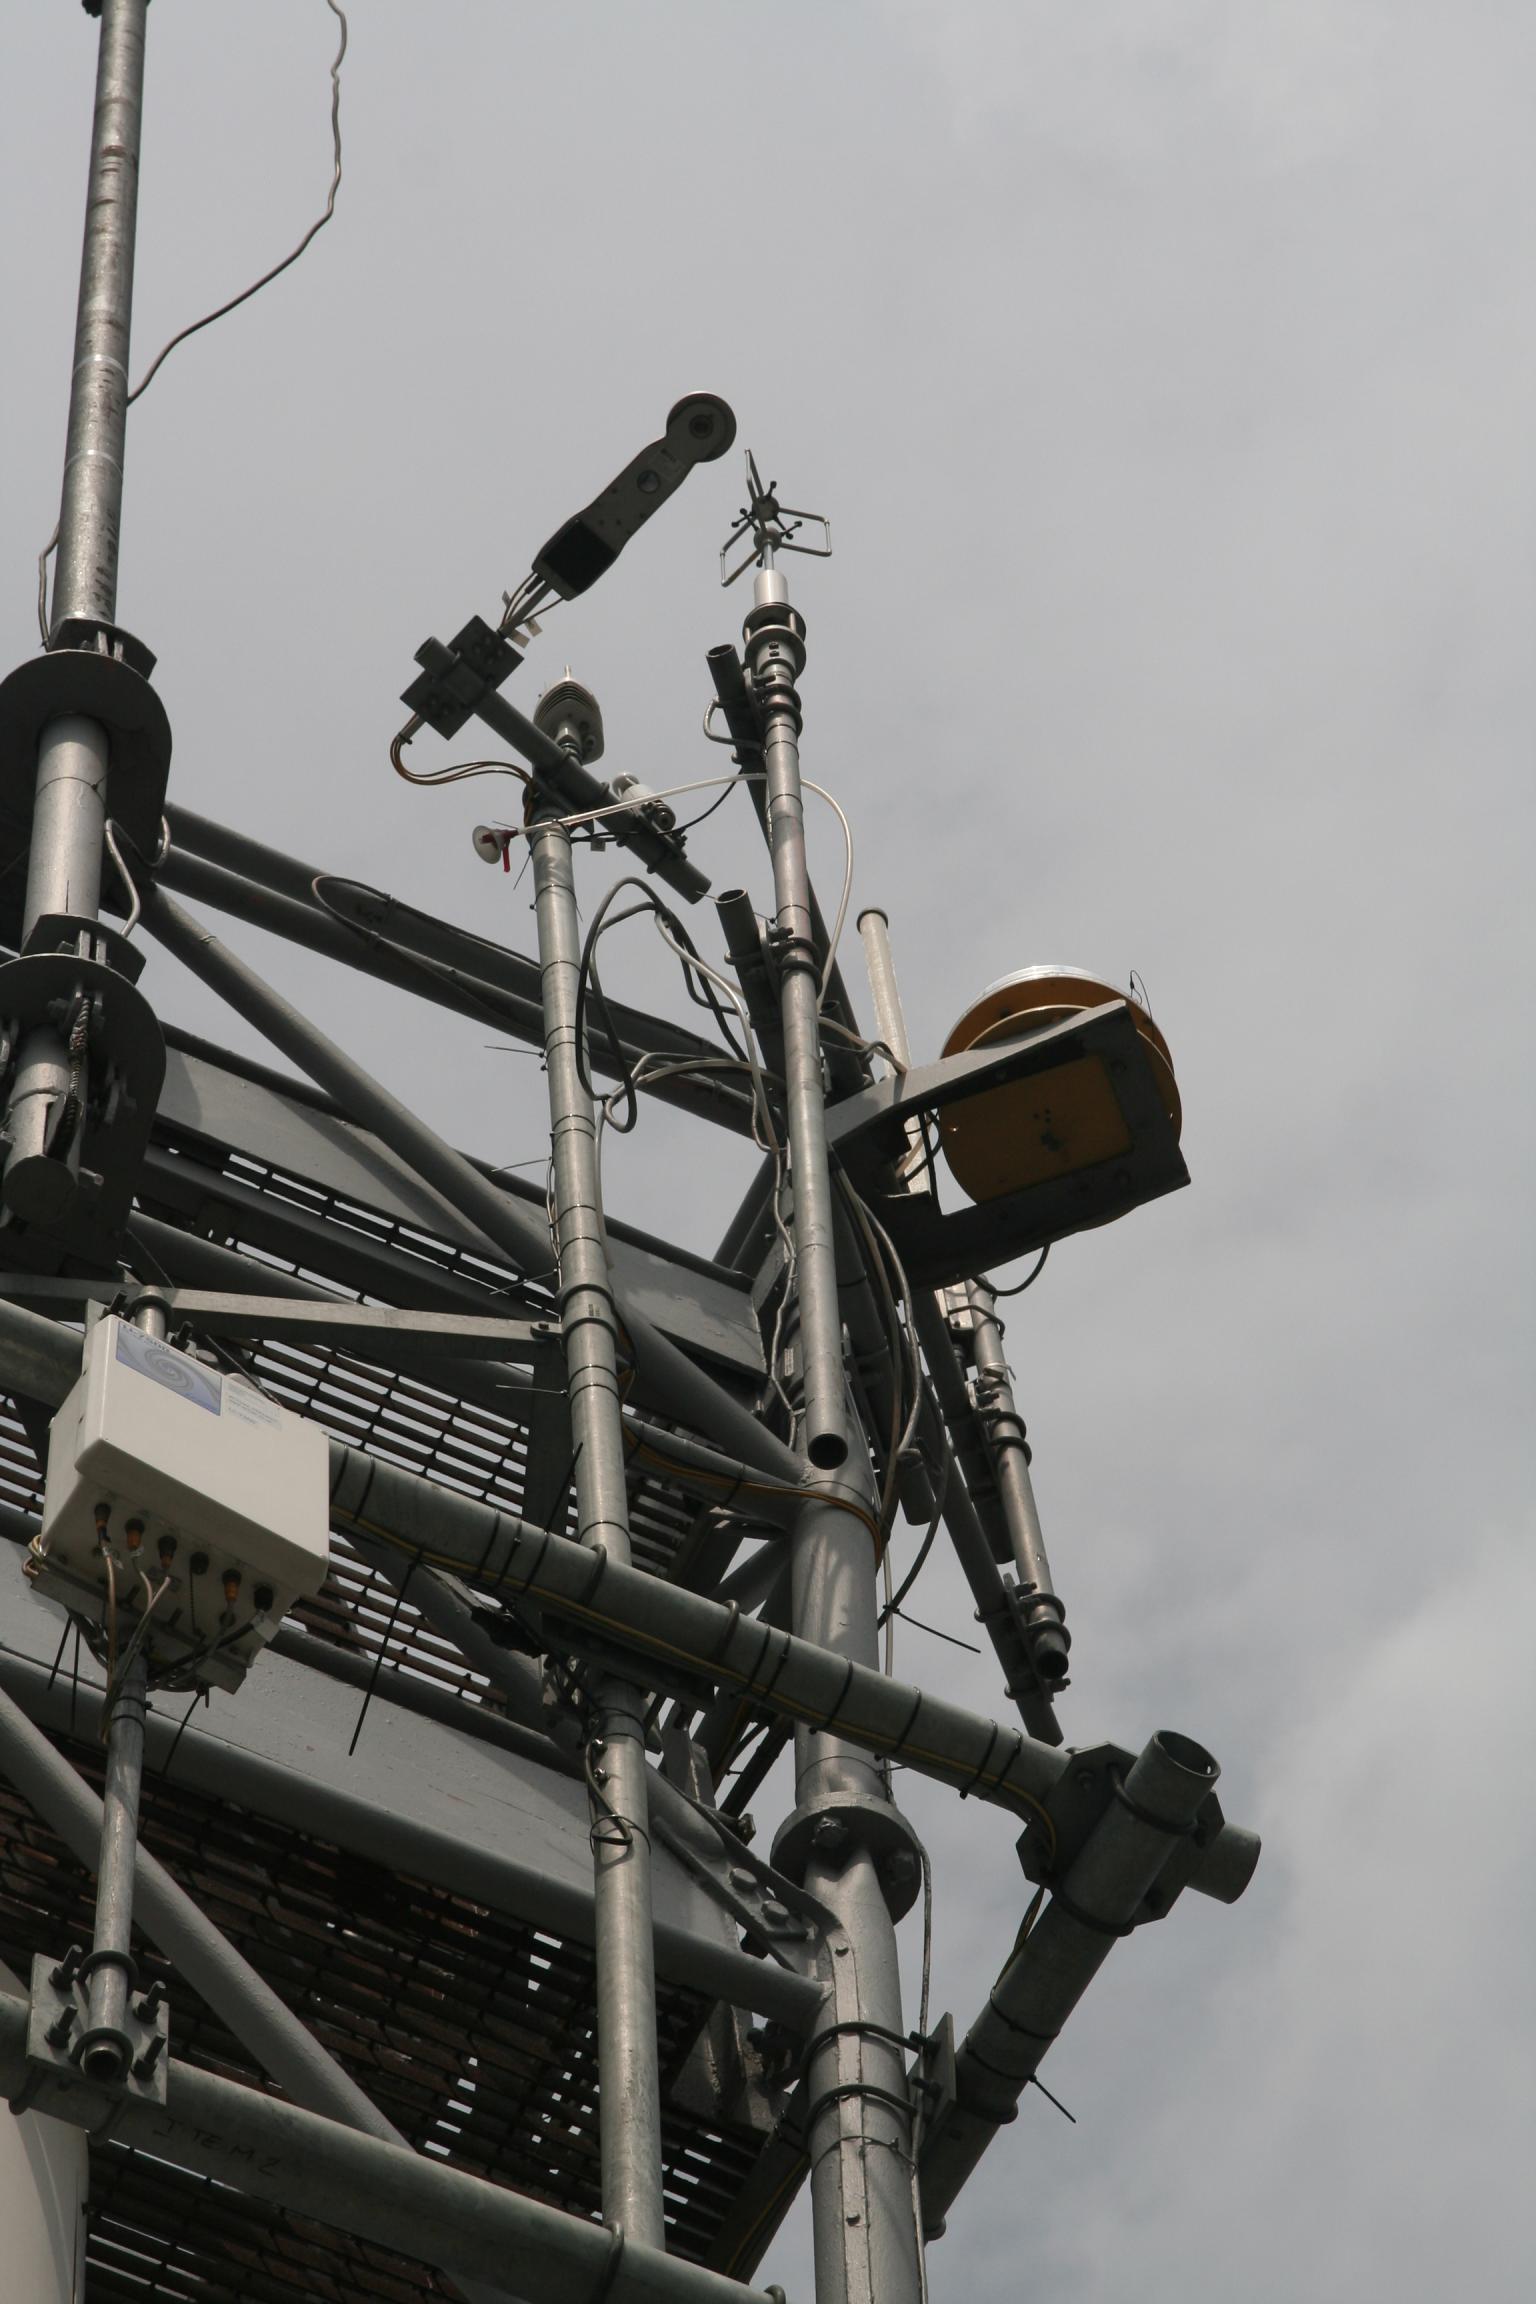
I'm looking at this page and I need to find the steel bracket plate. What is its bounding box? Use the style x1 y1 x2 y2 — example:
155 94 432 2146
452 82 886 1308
7 1951 169 2125
401 616 523 738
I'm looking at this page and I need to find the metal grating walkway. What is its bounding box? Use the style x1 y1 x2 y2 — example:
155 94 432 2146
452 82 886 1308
0 1094 793 2299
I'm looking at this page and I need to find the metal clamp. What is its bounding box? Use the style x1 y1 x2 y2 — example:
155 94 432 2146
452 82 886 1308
8 1949 169 2125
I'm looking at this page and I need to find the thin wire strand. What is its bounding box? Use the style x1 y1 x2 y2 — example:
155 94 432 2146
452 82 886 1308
390 718 532 789
990 1244 1050 1300
35 4 348 640
485 760 856 998
126 4 348 408
36 523 59 648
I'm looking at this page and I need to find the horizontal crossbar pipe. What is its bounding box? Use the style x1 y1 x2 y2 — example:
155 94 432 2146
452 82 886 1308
153 839 750 1134
0 1293 79 1404
345 1532 754 1887
325 1451 1258 1903
917 1730 1226 2234
0 1291 1254 1900
0 1989 789 2304
139 886 805 1488
0 1643 823 2035
0 1298 1257 1900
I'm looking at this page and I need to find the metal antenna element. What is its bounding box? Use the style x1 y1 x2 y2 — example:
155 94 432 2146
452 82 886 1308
719 450 834 586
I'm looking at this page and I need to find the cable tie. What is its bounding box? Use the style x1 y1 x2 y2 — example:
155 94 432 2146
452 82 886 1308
1110 1770 1200 1838
816 1657 856 1734
754 1625 795 1706
1050 1887 1136 1939
802 2018 912 2068
961 1722 1003 1800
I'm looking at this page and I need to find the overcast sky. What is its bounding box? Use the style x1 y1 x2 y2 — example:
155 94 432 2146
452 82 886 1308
2 4 1533 2300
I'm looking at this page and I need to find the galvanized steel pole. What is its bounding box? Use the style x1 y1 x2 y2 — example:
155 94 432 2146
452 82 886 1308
5 0 147 1217
743 567 847 1470
526 740 666 2252
74 1644 146 2082
918 1730 1222 2232
48 0 146 636
76 1286 164 2081
859 907 1071 1681
789 1479 924 2304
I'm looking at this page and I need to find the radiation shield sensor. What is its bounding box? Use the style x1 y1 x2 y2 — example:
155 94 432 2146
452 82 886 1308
29 1315 330 1692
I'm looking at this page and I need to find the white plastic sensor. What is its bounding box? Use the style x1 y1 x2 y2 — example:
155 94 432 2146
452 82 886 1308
29 1316 331 1693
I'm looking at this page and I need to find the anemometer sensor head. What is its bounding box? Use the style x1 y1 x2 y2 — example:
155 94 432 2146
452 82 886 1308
532 395 737 600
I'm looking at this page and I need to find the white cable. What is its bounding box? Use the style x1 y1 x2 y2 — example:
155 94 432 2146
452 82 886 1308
492 766 855 998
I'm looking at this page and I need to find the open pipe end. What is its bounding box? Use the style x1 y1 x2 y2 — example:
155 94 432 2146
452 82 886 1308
1030 1628 1071 1684
1194 1821 1263 1904
1152 1729 1219 1784
806 1427 849 1471
76 2031 129 2085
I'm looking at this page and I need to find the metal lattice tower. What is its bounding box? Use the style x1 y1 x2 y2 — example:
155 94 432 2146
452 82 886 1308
0 10 1258 2303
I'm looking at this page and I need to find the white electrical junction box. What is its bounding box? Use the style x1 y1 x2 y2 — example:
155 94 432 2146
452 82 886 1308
29 1315 330 1692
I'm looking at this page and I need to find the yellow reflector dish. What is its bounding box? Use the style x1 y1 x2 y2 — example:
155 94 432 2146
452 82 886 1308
940 967 1181 1207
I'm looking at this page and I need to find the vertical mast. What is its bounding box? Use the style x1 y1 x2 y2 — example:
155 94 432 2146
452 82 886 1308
4 0 153 1227
527 680 667 2251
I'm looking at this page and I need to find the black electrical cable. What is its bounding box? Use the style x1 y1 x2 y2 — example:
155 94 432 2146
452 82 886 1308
991 1243 1050 1299
669 783 737 837
573 876 748 1135
128 3 349 406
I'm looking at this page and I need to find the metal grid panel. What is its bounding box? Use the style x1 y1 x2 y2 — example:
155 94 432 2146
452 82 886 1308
0 1135 793 2298
211 1140 556 1314
0 1742 767 2297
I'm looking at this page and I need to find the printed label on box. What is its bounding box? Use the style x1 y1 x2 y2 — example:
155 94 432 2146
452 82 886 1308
114 1323 223 1416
